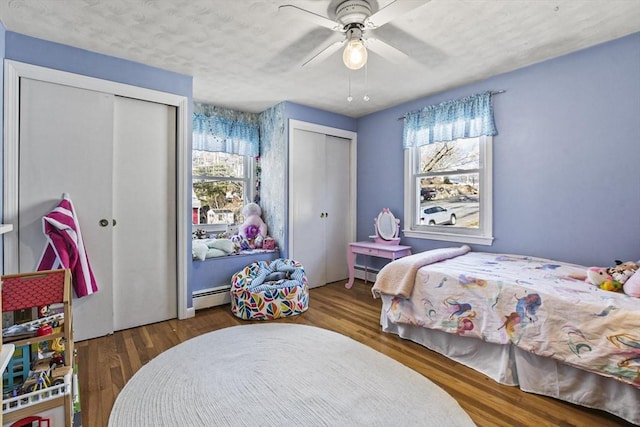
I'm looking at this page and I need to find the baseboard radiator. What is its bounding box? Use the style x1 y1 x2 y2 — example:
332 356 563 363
194 266 378 310
193 285 231 310
354 265 379 283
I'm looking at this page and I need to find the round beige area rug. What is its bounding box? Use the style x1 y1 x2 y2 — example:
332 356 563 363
109 323 475 426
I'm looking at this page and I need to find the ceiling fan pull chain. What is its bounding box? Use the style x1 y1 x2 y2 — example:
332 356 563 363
347 71 353 103
364 62 370 102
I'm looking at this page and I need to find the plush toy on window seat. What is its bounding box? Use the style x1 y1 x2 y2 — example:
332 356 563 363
238 202 267 248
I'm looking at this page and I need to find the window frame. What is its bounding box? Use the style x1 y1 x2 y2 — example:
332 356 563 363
403 136 494 245
192 151 254 232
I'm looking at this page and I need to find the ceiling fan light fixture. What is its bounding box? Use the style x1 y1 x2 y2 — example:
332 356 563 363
343 38 367 70
342 24 368 70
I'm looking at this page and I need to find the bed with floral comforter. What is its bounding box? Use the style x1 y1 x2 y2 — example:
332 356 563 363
372 246 640 423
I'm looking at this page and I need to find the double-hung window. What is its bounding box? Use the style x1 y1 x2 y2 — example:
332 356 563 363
402 92 497 245
192 151 253 226
192 108 259 232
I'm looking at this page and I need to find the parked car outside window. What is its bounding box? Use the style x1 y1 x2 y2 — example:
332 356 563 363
420 187 437 201
420 206 456 225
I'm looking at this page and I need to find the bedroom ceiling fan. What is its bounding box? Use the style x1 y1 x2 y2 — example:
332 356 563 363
279 0 431 70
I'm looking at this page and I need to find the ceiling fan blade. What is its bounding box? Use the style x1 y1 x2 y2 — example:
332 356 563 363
278 5 343 31
365 38 409 62
302 39 345 67
365 0 432 29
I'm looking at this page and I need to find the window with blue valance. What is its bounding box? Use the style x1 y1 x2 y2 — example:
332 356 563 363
403 91 497 149
193 104 259 157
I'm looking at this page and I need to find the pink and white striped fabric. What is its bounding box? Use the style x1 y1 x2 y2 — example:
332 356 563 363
36 194 99 297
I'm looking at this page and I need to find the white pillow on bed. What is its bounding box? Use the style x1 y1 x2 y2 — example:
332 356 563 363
623 270 640 297
192 240 209 261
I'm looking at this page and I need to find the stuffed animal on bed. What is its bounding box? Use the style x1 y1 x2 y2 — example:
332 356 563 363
608 260 639 285
238 203 267 247
586 261 639 293
611 260 640 297
586 267 613 286
586 267 623 292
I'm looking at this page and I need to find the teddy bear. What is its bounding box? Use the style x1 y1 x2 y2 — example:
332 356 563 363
238 203 267 247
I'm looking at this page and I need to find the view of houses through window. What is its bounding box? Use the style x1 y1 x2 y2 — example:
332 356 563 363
192 151 250 225
415 137 480 229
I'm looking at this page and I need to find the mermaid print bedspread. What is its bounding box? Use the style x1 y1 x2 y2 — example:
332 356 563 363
382 252 640 387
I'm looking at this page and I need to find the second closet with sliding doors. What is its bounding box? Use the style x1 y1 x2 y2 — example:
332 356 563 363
288 120 357 288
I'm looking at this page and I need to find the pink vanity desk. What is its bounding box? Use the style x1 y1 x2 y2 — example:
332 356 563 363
345 241 412 288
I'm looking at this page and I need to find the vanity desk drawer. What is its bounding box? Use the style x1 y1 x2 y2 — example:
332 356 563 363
352 246 381 257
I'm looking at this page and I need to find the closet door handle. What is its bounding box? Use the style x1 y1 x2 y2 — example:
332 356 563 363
99 219 109 227
325 212 329 218
112 219 117 227
320 213 325 218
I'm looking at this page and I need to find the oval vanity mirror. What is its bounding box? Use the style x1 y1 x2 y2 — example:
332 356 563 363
374 209 400 245
377 211 396 240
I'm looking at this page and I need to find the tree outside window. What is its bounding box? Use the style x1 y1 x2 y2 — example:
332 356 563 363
192 151 252 225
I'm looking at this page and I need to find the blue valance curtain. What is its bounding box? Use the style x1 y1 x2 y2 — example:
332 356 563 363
402 91 497 149
193 103 259 157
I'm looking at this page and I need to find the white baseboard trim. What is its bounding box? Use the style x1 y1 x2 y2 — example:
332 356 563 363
184 307 196 319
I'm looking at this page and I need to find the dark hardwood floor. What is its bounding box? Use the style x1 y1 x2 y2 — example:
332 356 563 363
76 280 632 426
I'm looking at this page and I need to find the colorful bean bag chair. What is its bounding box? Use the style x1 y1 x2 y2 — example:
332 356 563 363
231 258 309 320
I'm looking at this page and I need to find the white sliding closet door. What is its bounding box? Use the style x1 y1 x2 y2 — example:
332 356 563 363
290 129 351 288
323 135 350 283
16 79 178 341
19 78 115 341
112 96 176 331
290 129 326 287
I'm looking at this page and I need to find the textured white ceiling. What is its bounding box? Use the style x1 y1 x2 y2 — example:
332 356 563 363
1 0 639 117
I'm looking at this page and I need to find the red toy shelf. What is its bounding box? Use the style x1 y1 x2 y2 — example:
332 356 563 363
1 269 74 427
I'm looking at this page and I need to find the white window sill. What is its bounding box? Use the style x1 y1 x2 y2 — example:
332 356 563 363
402 229 494 246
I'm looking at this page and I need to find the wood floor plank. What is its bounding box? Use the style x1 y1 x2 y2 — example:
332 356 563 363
77 280 633 427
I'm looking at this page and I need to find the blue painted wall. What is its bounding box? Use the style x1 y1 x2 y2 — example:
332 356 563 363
3 27 637 302
284 101 357 132
356 32 640 267
5 32 192 97
2 32 195 304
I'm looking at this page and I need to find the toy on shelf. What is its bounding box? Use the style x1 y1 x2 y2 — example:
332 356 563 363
1 269 74 426
2 345 30 393
2 313 65 342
